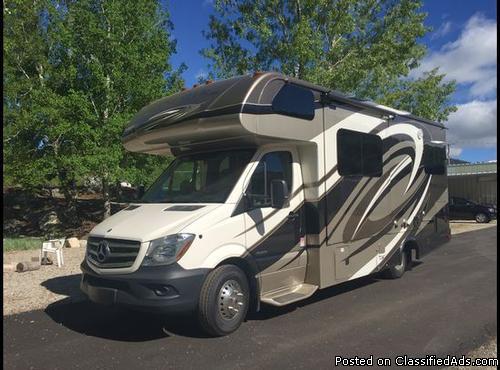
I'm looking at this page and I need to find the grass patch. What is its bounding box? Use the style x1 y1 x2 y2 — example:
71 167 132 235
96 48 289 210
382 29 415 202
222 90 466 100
3 237 43 252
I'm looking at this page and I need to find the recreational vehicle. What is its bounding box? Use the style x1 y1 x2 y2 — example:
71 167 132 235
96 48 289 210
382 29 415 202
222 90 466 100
80 72 451 336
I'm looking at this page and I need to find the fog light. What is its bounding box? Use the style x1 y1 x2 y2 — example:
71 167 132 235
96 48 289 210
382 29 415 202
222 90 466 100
150 285 178 297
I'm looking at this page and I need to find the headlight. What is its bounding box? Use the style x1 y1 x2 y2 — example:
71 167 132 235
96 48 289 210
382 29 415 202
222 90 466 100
142 233 195 266
488 208 495 213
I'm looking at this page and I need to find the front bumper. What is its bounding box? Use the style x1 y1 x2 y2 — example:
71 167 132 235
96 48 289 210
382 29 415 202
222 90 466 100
80 260 210 314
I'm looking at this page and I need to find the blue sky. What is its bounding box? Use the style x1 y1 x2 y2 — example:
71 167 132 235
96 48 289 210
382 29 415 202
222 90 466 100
167 0 497 163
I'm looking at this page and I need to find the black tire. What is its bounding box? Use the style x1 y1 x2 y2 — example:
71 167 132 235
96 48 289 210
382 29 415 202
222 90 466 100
382 249 408 279
198 265 249 336
475 213 490 223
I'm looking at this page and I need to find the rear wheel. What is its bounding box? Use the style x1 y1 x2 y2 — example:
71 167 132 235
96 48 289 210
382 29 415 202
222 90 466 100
475 213 490 223
198 265 249 336
382 249 408 279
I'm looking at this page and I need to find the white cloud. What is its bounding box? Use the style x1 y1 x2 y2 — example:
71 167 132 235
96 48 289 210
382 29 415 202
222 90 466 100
449 146 463 157
431 21 452 40
446 99 497 149
412 13 497 98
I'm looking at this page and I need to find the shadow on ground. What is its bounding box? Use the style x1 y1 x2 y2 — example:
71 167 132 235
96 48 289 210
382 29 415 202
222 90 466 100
41 274 84 298
42 271 397 341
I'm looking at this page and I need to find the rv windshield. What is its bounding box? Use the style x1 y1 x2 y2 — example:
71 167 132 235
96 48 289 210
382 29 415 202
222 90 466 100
141 149 255 203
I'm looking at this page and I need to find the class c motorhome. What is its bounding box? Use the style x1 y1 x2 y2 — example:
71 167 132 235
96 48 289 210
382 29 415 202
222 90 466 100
80 72 451 336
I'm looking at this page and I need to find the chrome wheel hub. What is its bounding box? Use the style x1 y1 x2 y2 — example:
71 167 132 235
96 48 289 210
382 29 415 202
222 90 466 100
218 280 245 320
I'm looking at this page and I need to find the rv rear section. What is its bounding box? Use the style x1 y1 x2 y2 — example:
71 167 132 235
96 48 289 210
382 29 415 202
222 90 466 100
80 72 450 336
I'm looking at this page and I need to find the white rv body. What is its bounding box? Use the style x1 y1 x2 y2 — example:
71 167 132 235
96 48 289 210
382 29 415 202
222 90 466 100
81 72 450 335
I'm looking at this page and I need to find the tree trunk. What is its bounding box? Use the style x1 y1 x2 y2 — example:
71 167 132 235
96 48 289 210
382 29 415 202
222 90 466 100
57 170 79 227
102 180 111 219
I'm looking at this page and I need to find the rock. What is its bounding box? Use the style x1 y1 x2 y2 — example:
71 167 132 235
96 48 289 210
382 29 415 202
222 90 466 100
65 237 80 248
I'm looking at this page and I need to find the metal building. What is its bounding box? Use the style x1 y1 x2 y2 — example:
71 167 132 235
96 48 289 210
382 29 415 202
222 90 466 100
448 162 497 205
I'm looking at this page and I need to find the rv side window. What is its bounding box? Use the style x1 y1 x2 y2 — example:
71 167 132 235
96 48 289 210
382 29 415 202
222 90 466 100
247 151 293 209
424 145 446 175
337 129 383 177
272 84 315 120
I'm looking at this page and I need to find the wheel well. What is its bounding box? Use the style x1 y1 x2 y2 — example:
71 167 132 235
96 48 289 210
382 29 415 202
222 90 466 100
217 257 260 312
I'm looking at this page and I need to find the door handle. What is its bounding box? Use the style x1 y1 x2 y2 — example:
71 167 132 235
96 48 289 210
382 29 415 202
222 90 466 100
288 212 299 220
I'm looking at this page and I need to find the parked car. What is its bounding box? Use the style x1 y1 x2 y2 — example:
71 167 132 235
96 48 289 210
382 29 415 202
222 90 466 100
448 197 497 223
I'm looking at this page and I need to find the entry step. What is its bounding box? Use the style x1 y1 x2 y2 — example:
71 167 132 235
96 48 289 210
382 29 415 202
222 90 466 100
260 283 318 306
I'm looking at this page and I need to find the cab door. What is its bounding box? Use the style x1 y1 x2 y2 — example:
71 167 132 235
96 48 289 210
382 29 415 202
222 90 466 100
243 149 306 294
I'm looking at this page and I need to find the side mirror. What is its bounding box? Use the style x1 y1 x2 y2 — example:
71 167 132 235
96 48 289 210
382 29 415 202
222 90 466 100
270 180 289 209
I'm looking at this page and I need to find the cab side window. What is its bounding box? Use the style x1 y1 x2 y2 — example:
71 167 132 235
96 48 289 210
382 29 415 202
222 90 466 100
247 151 292 209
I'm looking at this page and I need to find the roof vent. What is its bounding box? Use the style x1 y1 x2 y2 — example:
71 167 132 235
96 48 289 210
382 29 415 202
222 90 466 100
164 205 205 212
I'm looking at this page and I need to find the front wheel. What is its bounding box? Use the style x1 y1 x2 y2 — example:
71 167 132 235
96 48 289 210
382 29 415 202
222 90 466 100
198 265 249 336
475 213 490 223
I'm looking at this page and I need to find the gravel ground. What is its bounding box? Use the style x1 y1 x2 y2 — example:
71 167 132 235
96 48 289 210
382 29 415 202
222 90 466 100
3 247 86 316
446 339 498 370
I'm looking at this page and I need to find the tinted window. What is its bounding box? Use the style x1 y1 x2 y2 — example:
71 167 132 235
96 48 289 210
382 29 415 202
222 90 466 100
272 84 315 120
362 133 384 176
424 145 446 175
247 151 293 208
337 129 383 177
453 198 468 206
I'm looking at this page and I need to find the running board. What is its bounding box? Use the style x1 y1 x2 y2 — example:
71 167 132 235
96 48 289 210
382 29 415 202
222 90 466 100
260 283 318 306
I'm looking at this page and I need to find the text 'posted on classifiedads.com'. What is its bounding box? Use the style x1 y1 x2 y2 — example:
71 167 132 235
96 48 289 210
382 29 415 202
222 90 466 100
334 355 498 367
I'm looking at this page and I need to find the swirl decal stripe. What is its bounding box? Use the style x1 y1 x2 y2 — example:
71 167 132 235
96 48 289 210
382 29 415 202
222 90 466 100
349 175 432 280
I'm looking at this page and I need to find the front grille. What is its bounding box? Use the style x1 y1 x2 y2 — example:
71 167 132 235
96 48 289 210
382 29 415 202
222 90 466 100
87 237 141 269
